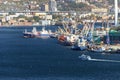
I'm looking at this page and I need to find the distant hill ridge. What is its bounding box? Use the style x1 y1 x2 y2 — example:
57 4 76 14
0 0 117 12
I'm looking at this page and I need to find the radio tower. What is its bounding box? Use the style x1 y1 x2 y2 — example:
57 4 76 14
115 0 118 26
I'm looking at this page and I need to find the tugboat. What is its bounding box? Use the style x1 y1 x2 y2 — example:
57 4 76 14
78 54 91 60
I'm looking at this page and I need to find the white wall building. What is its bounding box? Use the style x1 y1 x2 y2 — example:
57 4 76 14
49 0 57 12
67 0 86 3
39 20 51 26
75 0 86 3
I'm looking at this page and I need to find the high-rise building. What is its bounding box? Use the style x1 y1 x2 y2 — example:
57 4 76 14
41 3 49 12
49 0 57 12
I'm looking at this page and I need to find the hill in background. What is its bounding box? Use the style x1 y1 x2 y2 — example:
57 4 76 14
0 0 118 12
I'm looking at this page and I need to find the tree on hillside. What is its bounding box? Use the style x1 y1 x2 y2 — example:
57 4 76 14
52 15 62 20
33 16 40 22
18 15 26 18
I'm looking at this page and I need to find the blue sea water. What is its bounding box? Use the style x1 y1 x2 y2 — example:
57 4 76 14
0 26 120 80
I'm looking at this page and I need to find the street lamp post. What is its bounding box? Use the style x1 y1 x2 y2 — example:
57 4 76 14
115 0 118 26
106 23 110 45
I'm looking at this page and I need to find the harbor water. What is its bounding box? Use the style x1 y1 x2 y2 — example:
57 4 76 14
0 26 120 80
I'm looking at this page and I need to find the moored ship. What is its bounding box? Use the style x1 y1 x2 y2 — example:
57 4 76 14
23 27 39 38
23 27 51 38
39 27 50 38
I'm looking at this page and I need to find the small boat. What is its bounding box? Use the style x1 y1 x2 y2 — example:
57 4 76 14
89 46 106 53
116 49 120 53
104 48 115 53
104 48 120 54
78 54 91 60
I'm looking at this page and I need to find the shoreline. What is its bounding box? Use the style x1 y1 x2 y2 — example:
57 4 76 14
109 44 120 49
0 25 58 27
